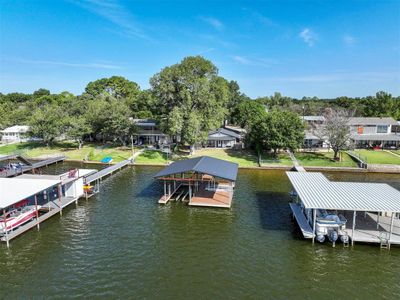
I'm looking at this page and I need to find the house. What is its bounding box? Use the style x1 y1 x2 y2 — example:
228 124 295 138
131 119 171 146
207 127 243 148
301 116 400 149
1 125 30 143
302 116 329 149
348 117 400 148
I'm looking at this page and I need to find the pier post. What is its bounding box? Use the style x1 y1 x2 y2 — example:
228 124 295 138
351 211 356 247
312 209 316 244
3 209 9 248
34 195 40 230
58 184 63 216
377 212 380 229
388 213 394 250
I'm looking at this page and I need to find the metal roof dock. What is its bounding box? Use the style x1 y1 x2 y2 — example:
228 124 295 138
154 156 238 208
286 171 400 249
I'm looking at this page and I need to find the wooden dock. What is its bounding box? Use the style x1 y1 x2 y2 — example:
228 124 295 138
0 155 66 178
158 183 182 204
84 159 131 184
189 184 233 208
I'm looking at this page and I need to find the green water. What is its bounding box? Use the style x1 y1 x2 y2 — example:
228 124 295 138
1 163 400 299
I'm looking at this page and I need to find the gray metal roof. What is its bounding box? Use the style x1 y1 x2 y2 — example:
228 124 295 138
348 117 398 126
154 156 238 181
286 172 400 212
208 128 241 139
350 133 400 141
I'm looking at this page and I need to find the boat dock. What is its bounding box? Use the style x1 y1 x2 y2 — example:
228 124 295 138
287 171 400 248
154 156 238 208
0 168 96 247
0 154 66 178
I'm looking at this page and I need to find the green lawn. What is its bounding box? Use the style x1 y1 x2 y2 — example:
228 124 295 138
295 151 358 167
353 149 400 165
134 150 169 164
0 142 135 163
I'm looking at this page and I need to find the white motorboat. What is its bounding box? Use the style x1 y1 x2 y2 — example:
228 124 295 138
0 205 41 234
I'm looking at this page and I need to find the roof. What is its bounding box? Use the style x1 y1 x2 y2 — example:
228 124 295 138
208 128 241 140
286 172 400 212
0 177 60 209
1 125 30 133
224 125 247 134
348 117 398 126
350 133 400 141
131 119 157 127
302 116 325 122
154 156 238 182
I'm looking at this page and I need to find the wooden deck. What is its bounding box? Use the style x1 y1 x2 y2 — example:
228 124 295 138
289 203 314 238
189 186 233 208
158 184 182 204
343 211 400 246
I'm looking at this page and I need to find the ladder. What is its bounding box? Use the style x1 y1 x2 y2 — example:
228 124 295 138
380 232 389 249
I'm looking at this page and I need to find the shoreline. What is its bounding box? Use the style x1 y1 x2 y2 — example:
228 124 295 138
61 159 400 174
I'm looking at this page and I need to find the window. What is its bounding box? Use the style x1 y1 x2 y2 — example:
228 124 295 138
357 126 364 134
377 125 388 133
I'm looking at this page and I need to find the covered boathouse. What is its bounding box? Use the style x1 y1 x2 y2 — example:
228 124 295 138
154 156 238 208
287 171 400 249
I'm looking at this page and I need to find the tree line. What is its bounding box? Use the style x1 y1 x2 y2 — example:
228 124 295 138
0 56 399 156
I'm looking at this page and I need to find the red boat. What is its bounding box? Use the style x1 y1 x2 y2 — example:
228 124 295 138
0 205 41 234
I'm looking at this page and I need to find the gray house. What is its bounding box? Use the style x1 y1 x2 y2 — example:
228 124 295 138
207 128 243 148
348 117 400 148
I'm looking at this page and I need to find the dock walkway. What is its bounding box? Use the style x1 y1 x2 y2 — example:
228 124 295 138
0 155 66 178
289 203 314 238
84 159 131 184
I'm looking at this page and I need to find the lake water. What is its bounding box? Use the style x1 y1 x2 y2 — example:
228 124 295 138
1 163 400 299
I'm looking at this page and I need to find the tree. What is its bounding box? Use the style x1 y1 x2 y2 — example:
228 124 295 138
231 100 266 129
247 110 304 161
316 108 352 160
29 105 67 145
33 88 50 98
150 56 229 154
84 76 140 100
66 116 91 149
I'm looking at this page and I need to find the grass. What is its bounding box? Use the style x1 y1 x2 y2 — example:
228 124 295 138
135 148 293 167
0 141 135 163
295 151 358 167
353 149 400 165
134 150 168 164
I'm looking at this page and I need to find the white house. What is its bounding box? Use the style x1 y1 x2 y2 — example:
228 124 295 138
1 125 30 143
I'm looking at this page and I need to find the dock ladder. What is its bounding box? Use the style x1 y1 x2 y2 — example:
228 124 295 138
379 232 390 249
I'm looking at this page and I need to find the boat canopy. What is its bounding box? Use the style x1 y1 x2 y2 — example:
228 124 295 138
0 178 60 209
154 156 238 182
286 172 400 212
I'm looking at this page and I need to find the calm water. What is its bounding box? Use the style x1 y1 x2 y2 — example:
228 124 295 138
1 163 400 299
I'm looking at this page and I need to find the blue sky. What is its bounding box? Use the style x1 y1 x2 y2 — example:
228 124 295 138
1 0 399 98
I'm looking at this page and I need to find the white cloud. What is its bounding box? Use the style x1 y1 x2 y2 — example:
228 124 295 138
299 28 317 46
11 58 122 69
343 34 356 46
230 55 278 67
200 16 224 30
71 0 152 41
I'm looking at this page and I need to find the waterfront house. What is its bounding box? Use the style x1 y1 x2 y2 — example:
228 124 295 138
131 119 171 146
207 127 243 148
348 117 400 148
302 116 329 149
1 125 30 143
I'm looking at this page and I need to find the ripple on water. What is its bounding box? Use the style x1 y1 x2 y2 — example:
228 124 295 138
0 165 400 298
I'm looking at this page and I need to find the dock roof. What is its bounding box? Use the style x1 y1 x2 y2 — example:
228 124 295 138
0 178 60 209
154 156 238 182
286 172 400 212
